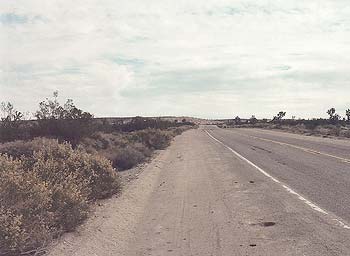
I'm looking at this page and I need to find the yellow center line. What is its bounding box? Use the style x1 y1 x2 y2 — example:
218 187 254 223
235 132 350 164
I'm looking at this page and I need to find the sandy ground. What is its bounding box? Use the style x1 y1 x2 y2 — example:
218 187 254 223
48 128 350 256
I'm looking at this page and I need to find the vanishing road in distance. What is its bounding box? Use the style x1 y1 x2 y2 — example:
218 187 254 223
49 125 350 256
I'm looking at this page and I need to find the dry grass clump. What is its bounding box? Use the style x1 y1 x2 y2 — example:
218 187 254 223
0 139 120 255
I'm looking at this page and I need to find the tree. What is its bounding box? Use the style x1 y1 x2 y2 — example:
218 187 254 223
327 108 336 119
234 116 241 125
35 91 92 120
249 115 257 124
272 111 286 122
0 102 24 141
1 102 23 122
346 109 350 122
327 108 340 124
277 111 286 120
34 92 93 144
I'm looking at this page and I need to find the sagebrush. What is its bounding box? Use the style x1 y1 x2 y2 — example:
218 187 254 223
0 139 120 255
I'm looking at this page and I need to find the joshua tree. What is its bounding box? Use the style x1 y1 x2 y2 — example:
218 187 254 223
327 108 336 119
346 109 350 122
0 102 23 122
327 108 341 124
273 111 286 122
277 111 286 119
234 116 241 125
249 115 257 124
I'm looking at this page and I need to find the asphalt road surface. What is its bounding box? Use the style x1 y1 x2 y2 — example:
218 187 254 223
206 126 350 224
49 126 350 256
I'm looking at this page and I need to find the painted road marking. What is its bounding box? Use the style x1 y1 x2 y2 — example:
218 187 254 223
236 132 350 164
205 130 350 230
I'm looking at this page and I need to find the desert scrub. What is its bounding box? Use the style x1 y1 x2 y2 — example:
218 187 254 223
0 139 120 255
0 155 54 255
80 128 192 171
0 137 48 159
80 132 153 171
127 129 174 150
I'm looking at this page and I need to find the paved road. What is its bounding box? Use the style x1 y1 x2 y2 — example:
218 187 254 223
206 126 350 224
49 127 350 256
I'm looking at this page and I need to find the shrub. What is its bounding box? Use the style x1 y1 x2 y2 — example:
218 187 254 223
30 140 120 200
128 129 174 150
106 146 146 170
0 139 120 255
0 155 53 255
0 137 49 158
343 131 350 138
80 132 153 171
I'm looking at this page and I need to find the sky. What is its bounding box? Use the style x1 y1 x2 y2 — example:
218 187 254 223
1 0 350 119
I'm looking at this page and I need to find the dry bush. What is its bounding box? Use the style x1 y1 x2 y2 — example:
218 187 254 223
0 155 53 255
103 146 146 170
80 132 153 171
80 128 189 171
340 128 350 138
0 138 47 159
127 129 174 150
30 140 120 200
0 139 120 255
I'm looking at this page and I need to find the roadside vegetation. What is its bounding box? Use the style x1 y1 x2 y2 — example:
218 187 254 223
0 92 195 255
221 108 350 138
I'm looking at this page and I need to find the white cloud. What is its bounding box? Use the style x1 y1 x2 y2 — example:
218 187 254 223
1 0 350 118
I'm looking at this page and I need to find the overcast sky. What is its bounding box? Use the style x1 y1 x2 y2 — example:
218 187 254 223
1 0 350 119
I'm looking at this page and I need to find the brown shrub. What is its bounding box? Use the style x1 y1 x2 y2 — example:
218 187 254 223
127 129 174 150
340 129 350 138
0 138 48 158
0 139 120 255
31 140 120 200
0 155 53 255
80 132 153 171
104 146 146 171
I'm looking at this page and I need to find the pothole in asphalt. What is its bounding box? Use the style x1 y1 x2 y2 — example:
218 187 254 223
249 181 255 184
249 244 257 247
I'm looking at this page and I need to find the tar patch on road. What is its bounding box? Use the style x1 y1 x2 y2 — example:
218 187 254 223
250 221 276 227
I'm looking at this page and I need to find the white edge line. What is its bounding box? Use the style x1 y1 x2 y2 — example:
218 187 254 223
205 130 350 230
